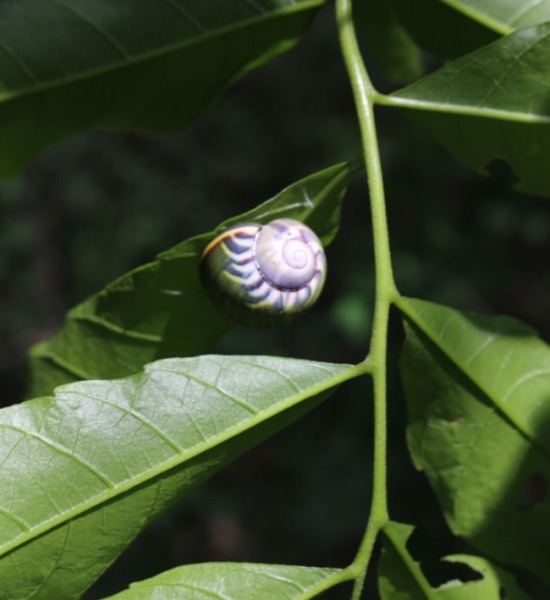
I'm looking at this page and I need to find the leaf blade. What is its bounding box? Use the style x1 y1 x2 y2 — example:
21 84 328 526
103 562 347 600
437 0 550 33
0 354 361 599
386 23 550 196
378 521 529 600
0 0 325 180
378 522 435 600
398 296 550 585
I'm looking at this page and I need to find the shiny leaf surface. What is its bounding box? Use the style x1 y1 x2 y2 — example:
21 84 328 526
104 562 345 599
0 354 359 599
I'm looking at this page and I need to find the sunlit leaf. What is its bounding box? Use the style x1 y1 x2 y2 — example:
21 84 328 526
0 354 360 599
28 161 356 397
104 562 347 599
386 23 550 196
398 296 550 586
0 0 325 180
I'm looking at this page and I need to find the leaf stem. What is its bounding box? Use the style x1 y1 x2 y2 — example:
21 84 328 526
336 0 397 597
374 92 550 124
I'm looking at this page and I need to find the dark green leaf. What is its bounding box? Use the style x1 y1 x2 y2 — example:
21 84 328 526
378 522 434 600
434 0 550 32
0 0 324 181
391 0 550 59
387 23 550 196
390 0 498 59
398 296 550 586
103 562 347 599
378 521 529 600
0 354 360 599
356 0 424 84
28 161 356 397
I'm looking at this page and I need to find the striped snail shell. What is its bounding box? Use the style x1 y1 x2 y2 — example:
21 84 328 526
199 218 327 327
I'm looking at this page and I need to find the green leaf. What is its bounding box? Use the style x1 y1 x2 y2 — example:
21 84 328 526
391 0 550 59
434 0 550 33
378 522 529 600
356 0 424 84
28 161 356 397
398 296 550 586
0 0 324 181
103 562 346 599
387 23 550 196
435 556 530 600
378 522 434 600
391 0 498 59
0 354 360 599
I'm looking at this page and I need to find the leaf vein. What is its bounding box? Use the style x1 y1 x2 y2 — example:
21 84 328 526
502 367 550 402
47 0 129 58
0 422 114 488
59 386 184 454
152 365 260 416
0 41 38 84
161 0 207 33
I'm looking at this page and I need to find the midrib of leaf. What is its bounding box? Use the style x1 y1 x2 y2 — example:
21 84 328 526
0 361 365 558
377 94 550 124
395 297 550 462
437 0 512 35
0 0 325 104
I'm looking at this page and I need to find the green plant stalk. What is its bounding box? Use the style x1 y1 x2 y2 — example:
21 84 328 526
336 0 397 597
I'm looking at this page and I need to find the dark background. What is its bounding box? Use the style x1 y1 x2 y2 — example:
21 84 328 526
1 6 549 599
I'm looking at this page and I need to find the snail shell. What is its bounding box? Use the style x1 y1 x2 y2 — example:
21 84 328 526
199 218 327 327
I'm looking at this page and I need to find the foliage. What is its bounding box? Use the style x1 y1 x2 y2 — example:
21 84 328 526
0 0 549 598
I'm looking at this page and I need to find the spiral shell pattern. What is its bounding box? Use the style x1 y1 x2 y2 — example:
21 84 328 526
200 218 326 327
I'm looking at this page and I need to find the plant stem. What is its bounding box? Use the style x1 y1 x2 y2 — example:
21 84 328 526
336 0 397 597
